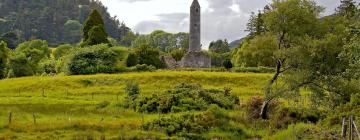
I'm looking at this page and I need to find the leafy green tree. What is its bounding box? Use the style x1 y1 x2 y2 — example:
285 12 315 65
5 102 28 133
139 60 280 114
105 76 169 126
135 44 165 69
126 52 139 67
258 0 323 119
14 40 50 74
7 53 34 77
170 48 186 62
173 32 189 50
81 9 109 47
0 32 18 49
209 39 230 54
233 33 278 67
336 0 359 19
53 44 72 60
64 44 118 75
121 31 137 47
246 11 267 37
148 30 174 52
64 20 82 44
0 41 9 79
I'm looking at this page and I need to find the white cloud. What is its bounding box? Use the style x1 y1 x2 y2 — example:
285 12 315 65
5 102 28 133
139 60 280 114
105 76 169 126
100 0 355 48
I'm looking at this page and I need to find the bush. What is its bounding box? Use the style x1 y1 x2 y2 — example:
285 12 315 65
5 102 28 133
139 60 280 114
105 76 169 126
53 44 72 60
170 48 186 62
62 44 119 75
127 83 240 113
39 59 56 74
223 58 233 70
210 52 231 67
233 67 275 73
128 64 156 72
245 96 280 119
270 123 319 140
8 40 51 77
124 82 140 109
271 107 322 129
143 105 227 136
96 101 111 109
7 53 34 77
135 44 165 69
126 52 138 67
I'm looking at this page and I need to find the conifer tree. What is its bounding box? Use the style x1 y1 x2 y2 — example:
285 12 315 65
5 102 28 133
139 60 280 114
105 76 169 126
82 9 109 46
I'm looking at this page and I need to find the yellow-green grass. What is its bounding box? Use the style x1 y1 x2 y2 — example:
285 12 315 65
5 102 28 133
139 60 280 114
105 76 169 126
0 71 272 139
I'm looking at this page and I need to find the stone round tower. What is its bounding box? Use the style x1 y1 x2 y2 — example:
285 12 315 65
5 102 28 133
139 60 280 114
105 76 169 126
180 0 211 68
189 0 201 52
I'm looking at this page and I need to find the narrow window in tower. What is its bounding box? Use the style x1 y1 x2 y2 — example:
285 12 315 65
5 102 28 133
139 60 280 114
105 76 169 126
196 8 199 13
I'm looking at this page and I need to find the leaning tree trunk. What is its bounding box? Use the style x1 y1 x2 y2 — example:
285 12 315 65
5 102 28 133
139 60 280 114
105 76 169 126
260 59 282 119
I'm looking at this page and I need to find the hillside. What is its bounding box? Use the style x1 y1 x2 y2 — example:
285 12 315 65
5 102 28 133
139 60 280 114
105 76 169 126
0 71 272 139
0 0 130 46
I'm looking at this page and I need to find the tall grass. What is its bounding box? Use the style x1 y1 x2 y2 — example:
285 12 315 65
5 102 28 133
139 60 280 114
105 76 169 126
0 71 272 139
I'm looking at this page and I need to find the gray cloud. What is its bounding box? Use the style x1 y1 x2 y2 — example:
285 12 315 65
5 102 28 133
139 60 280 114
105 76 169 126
133 0 358 48
113 0 151 2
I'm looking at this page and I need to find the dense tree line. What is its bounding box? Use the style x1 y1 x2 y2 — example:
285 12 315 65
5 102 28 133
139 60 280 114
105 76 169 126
0 0 131 46
231 0 360 118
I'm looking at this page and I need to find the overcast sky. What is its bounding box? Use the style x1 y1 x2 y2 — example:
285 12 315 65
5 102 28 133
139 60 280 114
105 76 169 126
99 0 358 47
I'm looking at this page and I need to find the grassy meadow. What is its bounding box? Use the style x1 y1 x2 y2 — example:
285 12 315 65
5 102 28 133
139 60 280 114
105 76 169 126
0 71 274 139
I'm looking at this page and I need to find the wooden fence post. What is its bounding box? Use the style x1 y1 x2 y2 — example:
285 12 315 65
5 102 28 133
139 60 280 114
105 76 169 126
342 117 348 138
8 112 12 124
350 116 354 140
33 113 36 124
42 89 45 97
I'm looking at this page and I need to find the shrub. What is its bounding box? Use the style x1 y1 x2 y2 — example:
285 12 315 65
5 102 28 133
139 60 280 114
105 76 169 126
170 48 186 62
96 101 111 109
39 59 56 74
62 44 119 75
7 53 34 77
271 107 322 129
245 96 280 119
270 123 319 140
223 58 233 70
9 40 51 76
123 82 140 109
126 52 138 67
53 44 72 60
135 44 165 69
233 67 275 73
127 83 240 113
128 64 156 72
143 105 227 136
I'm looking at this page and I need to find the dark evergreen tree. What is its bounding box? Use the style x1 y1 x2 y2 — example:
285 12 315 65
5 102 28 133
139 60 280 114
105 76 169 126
83 9 105 41
0 41 9 79
222 59 233 70
0 32 18 49
336 0 359 18
209 39 230 54
81 10 109 47
0 0 131 46
126 52 139 67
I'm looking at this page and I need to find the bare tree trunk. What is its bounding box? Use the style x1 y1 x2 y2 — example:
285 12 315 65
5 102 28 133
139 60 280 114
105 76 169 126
260 59 282 119
342 117 348 138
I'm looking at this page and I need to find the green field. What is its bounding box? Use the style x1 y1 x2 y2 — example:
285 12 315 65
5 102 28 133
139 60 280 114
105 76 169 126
0 71 272 139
